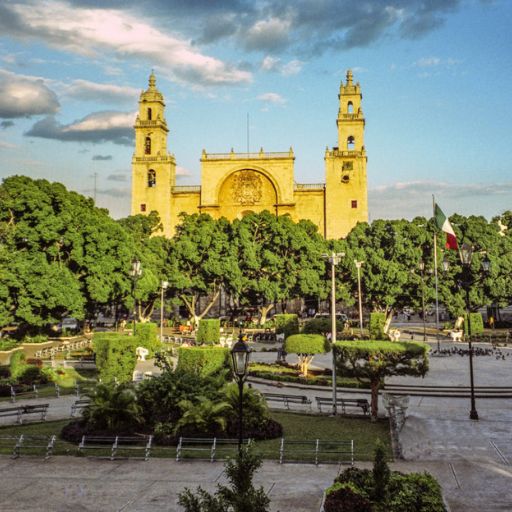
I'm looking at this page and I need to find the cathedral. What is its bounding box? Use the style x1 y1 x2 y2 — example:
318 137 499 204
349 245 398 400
131 70 368 239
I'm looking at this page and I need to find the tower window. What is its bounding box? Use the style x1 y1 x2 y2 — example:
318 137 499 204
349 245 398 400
147 169 156 188
351 200 358 209
347 136 355 150
140 203 147 212
147 108 152 120
347 101 354 114
145 136 151 155
342 161 353 171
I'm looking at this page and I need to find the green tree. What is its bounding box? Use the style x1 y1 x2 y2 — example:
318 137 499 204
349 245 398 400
334 340 429 420
284 334 330 377
233 211 327 323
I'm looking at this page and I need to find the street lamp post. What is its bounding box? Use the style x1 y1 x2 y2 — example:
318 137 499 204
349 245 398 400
418 260 427 342
354 260 364 337
160 280 169 341
322 251 345 415
443 244 490 421
231 335 250 454
129 259 142 337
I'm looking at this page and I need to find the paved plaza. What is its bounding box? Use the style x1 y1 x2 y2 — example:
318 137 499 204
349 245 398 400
1 338 512 510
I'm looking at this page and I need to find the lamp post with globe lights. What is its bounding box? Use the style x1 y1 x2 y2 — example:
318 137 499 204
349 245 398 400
230 335 250 454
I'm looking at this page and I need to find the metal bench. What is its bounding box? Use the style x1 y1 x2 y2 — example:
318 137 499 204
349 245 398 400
263 393 312 410
20 404 49 423
70 399 91 417
0 406 23 424
279 438 354 465
78 435 152 461
315 396 369 415
176 437 252 462
10 384 39 403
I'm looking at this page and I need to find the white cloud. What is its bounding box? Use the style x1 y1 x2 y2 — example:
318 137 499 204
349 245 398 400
257 92 286 105
64 80 139 103
4 0 251 87
261 56 303 76
0 69 59 119
176 165 192 176
244 17 291 52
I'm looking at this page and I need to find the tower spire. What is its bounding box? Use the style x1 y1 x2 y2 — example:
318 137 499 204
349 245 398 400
149 70 156 90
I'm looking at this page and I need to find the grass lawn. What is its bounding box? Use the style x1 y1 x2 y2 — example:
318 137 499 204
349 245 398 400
0 412 391 462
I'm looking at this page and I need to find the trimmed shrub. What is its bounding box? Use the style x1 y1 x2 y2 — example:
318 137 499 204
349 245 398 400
196 319 220 345
22 335 49 344
302 318 344 335
274 314 299 338
93 332 140 384
387 472 446 512
134 322 161 355
324 482 372 512
369 312 386 340
9 350 26 380
284 334 330 355
464 312 484 337
177 346 229 377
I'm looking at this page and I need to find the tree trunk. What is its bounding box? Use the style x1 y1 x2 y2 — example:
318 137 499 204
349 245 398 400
196 289 221 323
370 379 380 422
383 309 394 334
258 304 274 325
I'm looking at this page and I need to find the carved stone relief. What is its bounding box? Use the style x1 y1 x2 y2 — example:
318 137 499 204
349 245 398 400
231 171 263 205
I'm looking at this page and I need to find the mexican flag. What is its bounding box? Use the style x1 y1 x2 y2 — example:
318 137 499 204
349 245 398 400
434 203 458 250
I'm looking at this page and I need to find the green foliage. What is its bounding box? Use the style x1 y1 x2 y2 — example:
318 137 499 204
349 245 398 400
83 382 142 433
334 341 429 418
274 314 299 338
284 334 329 355
302 318 344 335
464 312 484 336
134 322 161 355
174 397 231 436
9 350 26 379
16 365 49 385
369 312 386 340
93 332 140 384
326 450 446 512
0 339 18 351
177 346 229 377
178 446 271 512
21 335 49 344
196 318 221 345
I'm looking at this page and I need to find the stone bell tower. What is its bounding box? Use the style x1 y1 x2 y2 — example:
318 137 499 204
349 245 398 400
131 72 176 237
324 70 368 239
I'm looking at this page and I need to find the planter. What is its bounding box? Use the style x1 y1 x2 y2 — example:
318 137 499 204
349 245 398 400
0 347 23 365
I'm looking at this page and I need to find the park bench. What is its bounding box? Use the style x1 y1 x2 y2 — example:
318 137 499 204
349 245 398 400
78 435 153 461
13 434 57 459
0 406 23 424
20 404 49 423
315 396 369 415
263 393 312 411
10 384 39 403
176 437 252 462
70 399 91 417
279 438 354 465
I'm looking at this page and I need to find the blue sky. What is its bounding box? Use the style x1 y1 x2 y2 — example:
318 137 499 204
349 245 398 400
0 0 510 221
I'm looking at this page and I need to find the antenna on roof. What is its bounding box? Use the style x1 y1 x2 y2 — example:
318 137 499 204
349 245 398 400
247 112 250 156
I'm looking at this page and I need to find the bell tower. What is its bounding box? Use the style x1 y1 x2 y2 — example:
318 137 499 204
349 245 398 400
324 70 368 238
131 72 176 236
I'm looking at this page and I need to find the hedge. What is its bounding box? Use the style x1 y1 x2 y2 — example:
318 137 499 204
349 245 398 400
93 333 140 384
464 312 484 336
9 350 26 380
177 346 229 377
302 318 344 335
369 312 386 340
196 319 220 345
134 322 161 355
274 314 300 338
284 334 330 355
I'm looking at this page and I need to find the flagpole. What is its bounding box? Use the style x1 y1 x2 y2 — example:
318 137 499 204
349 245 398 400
433 195 441 351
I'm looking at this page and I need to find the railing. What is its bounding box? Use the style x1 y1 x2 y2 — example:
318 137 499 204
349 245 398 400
326 149 363 157
202 150 294 160
172 186 201 193
294 183 325 191
133 155 175 163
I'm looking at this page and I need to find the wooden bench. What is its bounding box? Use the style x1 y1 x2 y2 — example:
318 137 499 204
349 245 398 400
13 434 56 459
176 437 252 462
263 393 312 410
315 396 369 415
70 399 91 417
0 407 23 424
279 438 354 465
78 435 152 461
20 404 49 423
10 384 38 403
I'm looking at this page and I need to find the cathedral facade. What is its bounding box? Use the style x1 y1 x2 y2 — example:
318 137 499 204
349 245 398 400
131 71 368 239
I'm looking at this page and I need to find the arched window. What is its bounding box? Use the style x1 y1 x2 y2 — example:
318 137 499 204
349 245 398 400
147 169 156 188
347 136 355 150
145 136 151 155
147 108 152 120
347 101 354 114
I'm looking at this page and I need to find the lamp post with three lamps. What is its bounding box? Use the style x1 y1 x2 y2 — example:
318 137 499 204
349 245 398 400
230 334 250 454
129 259 142 337
322 251 344 415
443 243 490 420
